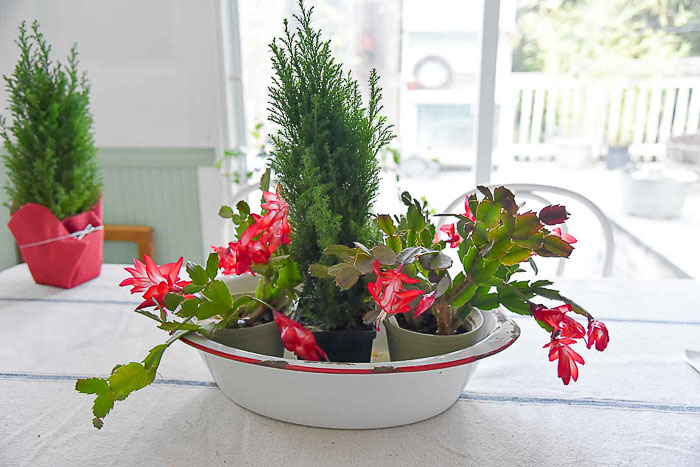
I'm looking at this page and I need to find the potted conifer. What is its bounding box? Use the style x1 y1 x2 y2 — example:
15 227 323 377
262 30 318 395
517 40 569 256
1 21 103 288
266 3 394 362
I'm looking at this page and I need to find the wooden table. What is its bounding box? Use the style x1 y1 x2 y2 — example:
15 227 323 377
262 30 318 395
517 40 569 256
1 264 699 466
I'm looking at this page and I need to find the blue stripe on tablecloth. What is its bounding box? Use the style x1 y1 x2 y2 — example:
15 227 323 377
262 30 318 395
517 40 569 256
0 297 140 305
2 372 699 414
459 393 700 414
2 297 699 326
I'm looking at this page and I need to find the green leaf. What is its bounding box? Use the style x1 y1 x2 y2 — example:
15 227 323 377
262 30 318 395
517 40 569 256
309 264 332 278
329 264 360 290
532 287 563 300
406 206 425 230
486 238 513 260
183 283 204 294
158 321 200 332
452 283 478 307
477 185 493 200
323 245 353 261
259 167 271 192
540 234 574 258
501 246 534 266
472 293 499 310
108 362 149 399
353 242 372 255
406 230 418 247
75 378 108 395
352 254 374 274
218 205 234 219
456 219 475 239
386 235 402 253
400 191 413 207
513 212 542 239
206 252 219 280
427 252 453 270
513 232 544 250
179 298 199 318
186 262 208 285
436 274 452 297
473 260 500 282
236 200 250 216
528 257 539 274
196 302 228 320
396 246 430 265
494 186 518 214
143 344 168 372
468 194 478 216
419 228 434 247
476 199 501 228
461 246 477 270
92 392 115 419
203 280 233 308
163 293 184 312
376 214 395 235
93 418 104 430
371 244 397 265
500 296 531 315
276 260 303 289
472 221 489 245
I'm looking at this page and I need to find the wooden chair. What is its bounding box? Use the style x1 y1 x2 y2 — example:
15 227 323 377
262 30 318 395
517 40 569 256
104 225 155 260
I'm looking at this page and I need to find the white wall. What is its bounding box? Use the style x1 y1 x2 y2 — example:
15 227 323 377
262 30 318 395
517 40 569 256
0 0 231 260
0 0 227 150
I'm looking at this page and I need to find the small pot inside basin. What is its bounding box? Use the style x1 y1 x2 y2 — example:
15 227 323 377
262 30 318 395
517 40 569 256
211 321 284 357
312 329 377 363
383 308 496 361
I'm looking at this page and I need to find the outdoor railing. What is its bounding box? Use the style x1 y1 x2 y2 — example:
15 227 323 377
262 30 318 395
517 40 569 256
498 73 700 161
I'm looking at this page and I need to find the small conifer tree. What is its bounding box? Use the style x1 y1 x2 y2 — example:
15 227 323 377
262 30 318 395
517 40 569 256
268 1 394 330
1 20 101 220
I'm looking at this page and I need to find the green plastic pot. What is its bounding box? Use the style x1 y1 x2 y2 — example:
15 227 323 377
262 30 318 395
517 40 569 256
211 321 284 357
383 309 495 361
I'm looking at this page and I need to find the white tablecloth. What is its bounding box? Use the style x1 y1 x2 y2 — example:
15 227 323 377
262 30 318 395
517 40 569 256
1 264 699 466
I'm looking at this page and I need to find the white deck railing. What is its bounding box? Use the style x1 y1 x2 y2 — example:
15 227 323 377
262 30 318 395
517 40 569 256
498 73 700 160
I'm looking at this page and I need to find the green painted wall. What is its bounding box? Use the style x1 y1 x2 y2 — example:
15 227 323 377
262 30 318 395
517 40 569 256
0 147 215 271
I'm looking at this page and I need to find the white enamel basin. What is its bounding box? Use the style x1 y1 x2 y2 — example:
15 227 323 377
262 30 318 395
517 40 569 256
181 308 519 429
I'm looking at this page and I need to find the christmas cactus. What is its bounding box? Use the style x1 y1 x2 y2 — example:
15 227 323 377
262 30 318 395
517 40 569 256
312 186 609 385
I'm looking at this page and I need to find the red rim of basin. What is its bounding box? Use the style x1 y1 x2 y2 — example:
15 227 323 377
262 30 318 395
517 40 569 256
180 308 520 375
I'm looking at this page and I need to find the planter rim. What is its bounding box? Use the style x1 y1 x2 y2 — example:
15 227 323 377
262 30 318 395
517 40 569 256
181 308 519 375
383 308 485 345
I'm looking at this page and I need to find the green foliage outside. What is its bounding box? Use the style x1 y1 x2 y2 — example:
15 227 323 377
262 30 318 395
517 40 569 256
1 20 101 220
268 1 394 330
514 0 700 76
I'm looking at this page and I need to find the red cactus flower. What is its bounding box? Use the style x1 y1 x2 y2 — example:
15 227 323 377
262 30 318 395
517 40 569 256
539 205 569 225
434 223 461 248
368 261 425 328
463 196 476 222
587 320 609 351
552 227 577 244
414 290 437 317
119 255 191 309
213 189 291 276
532 304 585 339
545 337 585 385
272 311 327 361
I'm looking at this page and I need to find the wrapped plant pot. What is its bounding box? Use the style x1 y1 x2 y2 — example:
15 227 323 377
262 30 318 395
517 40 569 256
2 20 103 289
9 199 103 288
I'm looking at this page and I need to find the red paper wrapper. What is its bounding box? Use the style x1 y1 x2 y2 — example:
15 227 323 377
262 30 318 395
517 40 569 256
8 199 104 288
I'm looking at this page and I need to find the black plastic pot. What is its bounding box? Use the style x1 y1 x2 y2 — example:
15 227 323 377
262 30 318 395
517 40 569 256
312 329 377 363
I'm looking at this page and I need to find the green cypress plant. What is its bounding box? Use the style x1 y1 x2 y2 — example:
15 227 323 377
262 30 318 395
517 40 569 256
268 1 394 330
1 20 101 220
